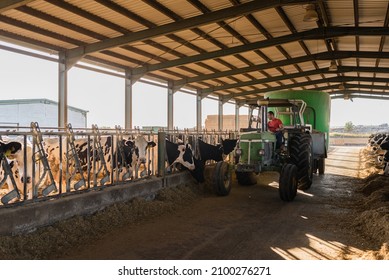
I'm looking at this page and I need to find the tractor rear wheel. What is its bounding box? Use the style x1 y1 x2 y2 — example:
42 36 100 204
289 133 313 190
279 163 298 202
213 161 232 196
236 171 256 186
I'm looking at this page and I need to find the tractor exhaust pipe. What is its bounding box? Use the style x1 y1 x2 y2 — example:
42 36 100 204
261 105 268 132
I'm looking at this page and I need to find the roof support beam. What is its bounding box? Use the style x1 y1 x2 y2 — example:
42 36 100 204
202 65 389 97
66 0 317 62
132 27 389 76
173 51 389 89
224 76 389 101
0 0 33 12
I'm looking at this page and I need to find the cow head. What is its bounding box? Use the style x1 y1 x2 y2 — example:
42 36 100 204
0 141 22 158
134 135 156 164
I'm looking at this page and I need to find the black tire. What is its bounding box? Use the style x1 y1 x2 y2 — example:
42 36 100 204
279 163 298 202
213 161 232 196
289 133 313 190
318 158 325 175
235 171 257 186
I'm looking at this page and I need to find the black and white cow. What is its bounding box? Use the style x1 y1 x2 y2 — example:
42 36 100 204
165 139 205 182
0 140 23 196
165 138 237 183
197 139 238 162
43 134 156 188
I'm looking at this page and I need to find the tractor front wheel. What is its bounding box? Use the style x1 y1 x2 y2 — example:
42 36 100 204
213 161 232 196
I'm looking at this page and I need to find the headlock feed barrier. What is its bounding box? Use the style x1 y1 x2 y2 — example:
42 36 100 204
0 122 237 208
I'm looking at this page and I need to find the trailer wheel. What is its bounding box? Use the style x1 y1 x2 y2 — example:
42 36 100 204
318 158 325 175
289 133 313 190
236 171 256 186
213 161 232 196
279 163 298 202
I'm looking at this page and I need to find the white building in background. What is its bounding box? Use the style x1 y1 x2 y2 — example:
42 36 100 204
0 99 88 128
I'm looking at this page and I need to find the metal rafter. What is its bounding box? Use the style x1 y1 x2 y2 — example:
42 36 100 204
353 0 360 79
140 0 259 92
223 76 389 100
94 0 231 87
131 27 389 76
173 50 389 89
65 0 318 61
201 65 389 96
0 0 33 12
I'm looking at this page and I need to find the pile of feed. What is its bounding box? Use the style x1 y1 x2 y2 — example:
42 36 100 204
0 182 202 259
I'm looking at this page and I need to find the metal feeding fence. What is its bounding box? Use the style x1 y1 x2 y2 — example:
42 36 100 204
0 123 237 208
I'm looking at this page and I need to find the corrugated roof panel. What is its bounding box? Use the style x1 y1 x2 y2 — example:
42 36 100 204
198 59 233 72
260 46 287 61
358 72 375 78
376 73 389 79
340 58 357 66
326 0 354 26
359 58 380 67
337 36 356 51
0 21 76 49
280 41 307 58
303 40 329 54
160 0 203 19
224 16 268 44
108 46 161 66
281 5 317 32
29 1 122 37
238 51 268 65
114 0 174 26
199 0 234 12
2 9 98 45
251 9 291 38
217 55 251 68
246 71 267 80
378 59 389 67
359 0 388 27
92 52 139 68
359 36 382 51
172 29 221 53
68 0 147 32
152 70 183 81
293 77 309 83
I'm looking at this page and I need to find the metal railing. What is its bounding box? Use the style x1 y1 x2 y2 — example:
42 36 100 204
0 124 238 208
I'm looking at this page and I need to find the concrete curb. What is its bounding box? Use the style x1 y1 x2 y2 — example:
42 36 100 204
0 172 193 235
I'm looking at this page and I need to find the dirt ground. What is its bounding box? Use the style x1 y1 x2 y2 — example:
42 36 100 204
1 146 388 260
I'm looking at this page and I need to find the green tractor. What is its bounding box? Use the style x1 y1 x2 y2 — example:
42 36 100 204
235 98 327 201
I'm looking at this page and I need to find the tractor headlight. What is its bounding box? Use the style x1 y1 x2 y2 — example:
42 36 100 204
258 149 265 156
283 131 288 140
235 148 242 156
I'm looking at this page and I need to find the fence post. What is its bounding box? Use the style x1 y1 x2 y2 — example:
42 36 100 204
158 131 166 177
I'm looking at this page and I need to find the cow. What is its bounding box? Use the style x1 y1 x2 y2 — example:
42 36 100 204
0 136 35 199
0 140 24 200
165 138 238 183
197 138 238 163
165 139 205 182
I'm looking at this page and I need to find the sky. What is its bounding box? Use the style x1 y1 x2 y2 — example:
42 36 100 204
1 43 388 129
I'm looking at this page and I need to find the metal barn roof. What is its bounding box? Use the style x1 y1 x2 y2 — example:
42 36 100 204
1 0 389 104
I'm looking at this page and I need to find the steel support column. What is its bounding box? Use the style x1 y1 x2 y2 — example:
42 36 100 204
218 96 223 131
124 70 133 130
167 82 174 131
58 52 68 128
235 103 241 131
196 93 202 132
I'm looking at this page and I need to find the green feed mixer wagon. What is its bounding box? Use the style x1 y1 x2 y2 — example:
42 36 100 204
235 90 330 202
